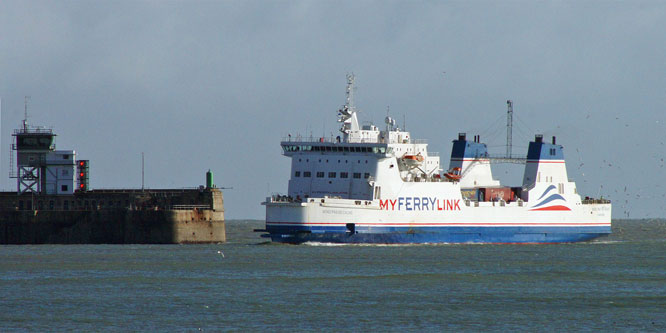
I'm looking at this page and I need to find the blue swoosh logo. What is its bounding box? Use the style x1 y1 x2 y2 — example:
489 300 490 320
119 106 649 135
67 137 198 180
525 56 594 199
532 193 566 208
537 185 557 201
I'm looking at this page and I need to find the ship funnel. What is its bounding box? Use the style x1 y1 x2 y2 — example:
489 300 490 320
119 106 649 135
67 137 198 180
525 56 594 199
522 135 568 187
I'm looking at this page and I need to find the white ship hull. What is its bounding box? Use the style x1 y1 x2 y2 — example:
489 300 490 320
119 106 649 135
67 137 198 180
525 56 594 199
263 190 611 244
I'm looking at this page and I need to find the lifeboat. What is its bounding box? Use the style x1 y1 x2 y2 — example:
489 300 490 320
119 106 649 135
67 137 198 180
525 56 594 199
401 154 424 168
444 167 462 181
403 154 424 162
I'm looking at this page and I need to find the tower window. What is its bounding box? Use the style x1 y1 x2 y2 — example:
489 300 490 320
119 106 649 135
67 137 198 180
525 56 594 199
340 172 349 178
316 172 325 178
303 171 311 177
353 173 361 179
294 171 301 177
328 172 336 178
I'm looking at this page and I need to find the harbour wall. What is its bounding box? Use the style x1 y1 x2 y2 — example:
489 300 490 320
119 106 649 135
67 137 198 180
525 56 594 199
0 188 225 244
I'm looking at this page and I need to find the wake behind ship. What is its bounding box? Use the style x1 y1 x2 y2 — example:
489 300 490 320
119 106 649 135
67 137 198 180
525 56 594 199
257 75 611 244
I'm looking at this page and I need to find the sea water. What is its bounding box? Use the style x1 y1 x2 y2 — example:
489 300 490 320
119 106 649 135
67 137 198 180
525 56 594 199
1 219 665 331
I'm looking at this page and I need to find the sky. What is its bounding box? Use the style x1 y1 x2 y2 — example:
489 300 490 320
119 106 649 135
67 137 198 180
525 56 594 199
1 0 665 219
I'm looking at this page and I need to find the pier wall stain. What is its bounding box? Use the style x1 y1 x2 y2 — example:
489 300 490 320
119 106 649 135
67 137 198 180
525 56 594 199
0 188 225 244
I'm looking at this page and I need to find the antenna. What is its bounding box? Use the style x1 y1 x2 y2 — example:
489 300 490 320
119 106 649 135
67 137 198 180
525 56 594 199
506 100 513 158
0 97 2 187
141 152 145 191
346 73 355 111
23 96 31 131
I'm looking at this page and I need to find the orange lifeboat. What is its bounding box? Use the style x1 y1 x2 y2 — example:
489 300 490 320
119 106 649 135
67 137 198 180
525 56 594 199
444 167 462 181
403 154 424 162
401 154 425 168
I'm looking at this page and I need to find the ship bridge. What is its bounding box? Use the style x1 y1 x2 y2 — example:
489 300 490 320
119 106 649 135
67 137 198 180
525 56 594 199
281 140 391 156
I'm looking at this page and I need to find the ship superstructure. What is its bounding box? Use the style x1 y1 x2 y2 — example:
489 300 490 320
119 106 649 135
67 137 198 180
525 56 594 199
259 75 611 244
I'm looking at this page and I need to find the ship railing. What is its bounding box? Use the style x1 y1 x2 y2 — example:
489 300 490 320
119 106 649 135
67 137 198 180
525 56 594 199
282 136 384 144
582 198 611 204
171 204 212 210
270 194 304 203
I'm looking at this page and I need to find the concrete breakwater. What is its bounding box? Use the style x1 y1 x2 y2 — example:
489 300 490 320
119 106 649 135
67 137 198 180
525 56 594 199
0 188 225 244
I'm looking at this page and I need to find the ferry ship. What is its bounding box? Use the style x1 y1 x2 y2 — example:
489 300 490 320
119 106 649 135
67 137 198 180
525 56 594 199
258 75 611 244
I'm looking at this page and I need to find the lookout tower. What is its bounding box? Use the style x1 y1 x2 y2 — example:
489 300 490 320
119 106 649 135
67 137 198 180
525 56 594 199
10 105 76 195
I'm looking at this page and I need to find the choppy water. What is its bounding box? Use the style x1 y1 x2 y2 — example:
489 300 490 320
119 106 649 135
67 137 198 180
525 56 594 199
1 219 665 331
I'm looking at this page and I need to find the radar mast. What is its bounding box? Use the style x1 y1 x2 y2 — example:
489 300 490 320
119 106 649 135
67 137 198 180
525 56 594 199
337 73 360 141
